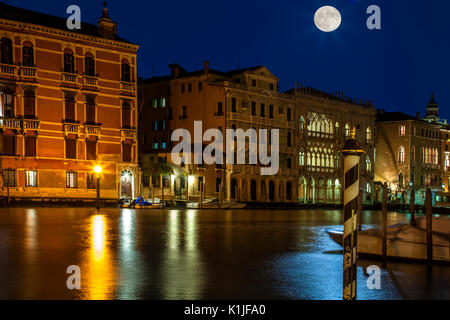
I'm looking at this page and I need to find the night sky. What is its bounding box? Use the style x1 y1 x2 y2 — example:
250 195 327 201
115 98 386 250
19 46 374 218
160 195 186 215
6 0 450 120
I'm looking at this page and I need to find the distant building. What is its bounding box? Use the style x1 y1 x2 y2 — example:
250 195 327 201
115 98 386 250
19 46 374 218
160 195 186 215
139 62 376 204
375 111 443 204
0 3 139 201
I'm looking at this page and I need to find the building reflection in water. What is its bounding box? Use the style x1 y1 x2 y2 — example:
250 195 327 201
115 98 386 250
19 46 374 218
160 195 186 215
117 209 144 299
160 210 205 299
23 209 39 299
80 214 117 300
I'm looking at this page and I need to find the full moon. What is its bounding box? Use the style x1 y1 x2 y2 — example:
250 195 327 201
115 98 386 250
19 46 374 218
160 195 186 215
314 6 341 32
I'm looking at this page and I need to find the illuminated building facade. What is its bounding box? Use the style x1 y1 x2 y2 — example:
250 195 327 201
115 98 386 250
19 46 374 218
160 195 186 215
0 3 139 201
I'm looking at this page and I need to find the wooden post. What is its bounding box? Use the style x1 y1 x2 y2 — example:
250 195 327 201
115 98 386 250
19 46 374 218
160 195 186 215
161 175 165 208
200 181 203 210
426 188 433 273
410 187 416 227
358 190 363 231
382 182 388 268
218 183 222 209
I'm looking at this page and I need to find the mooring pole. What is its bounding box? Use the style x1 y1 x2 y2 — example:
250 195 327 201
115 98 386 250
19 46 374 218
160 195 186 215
341 128 365 301
426 188 433 273
358 190 363 231
410 187 416 227
382 182 388 268
200 181 203 210
218 183 222 209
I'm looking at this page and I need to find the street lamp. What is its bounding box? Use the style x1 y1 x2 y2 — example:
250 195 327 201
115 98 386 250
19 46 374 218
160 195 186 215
94 166 102 210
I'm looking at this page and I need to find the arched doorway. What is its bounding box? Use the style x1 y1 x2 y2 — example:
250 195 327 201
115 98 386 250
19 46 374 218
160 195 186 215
334 179 341 204
308 177 315 203
250 180 257 201
269 181 275 202
326 179 333 203
120 170 134 199
286 182 292 201
299 177 307 203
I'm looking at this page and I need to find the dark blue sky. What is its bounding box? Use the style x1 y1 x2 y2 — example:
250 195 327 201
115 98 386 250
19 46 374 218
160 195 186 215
9 0 450 119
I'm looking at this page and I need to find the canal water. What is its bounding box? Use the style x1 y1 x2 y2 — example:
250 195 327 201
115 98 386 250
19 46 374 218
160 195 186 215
0 208 448 300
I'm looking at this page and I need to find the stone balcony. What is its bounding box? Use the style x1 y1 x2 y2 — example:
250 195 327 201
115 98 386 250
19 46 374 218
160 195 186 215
64 122 81 136
0 117 21 130
0 63 17 78
121 128 137 140
120 81 136 96
62 72 78 85
19 66 37 81
22 119 40 131
83 75 98 90
85 123 101 136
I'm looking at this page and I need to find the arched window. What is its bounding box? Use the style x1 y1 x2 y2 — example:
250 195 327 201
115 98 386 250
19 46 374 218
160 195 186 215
85 53 95 77
366 127 372 142
287 131 292 147
22 43 34 67
366 183 372 193
366 155 372 172
63 49 75 73
122 102 131 128
0 88 15 118
345 123 350 137
1 37 13 65
64 93 76 122
299 116 305 130
399 173 404 187
411 146 415 163
398 146 405 163
153 138 159 150
23 89 36 118
121 60 131 82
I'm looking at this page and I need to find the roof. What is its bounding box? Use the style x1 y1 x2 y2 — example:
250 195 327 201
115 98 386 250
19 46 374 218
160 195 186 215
0 1 134 45
376 111 436 124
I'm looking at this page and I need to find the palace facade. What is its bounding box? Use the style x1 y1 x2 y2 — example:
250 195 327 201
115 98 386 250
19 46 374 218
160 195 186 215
0 3 139 201
139 62 376 204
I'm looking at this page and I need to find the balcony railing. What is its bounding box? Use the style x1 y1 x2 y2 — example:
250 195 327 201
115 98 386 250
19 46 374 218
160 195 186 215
121 81 135 95
0 117 21 130
83 75 98 88
64 123 81 135
85 124 101 136
122 128 137 140
62 72 78 84
23 119 40 131
19 66 37 79
0 63 17 76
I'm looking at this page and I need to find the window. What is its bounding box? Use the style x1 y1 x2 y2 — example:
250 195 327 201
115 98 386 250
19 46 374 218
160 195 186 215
153 139 159 150
399 173 404 187
22 45 34 67
86 140 97 161
25 136 37 157
162 120 166 130
366 183 372 194
366 127 372 142
3 169 16 187
198 176 204 192
122 102 131 128
252 79 256 87
181 106 187 119
64 52 75 74
66 139 77 159
260 104 265 117
87 173 96 190
198 81 203 91
121 61 131 82
64 94 75 122
161 138 167 149
411 146 416 163
152 99 158 108
25 171 37 187
269 105 274 119
345 124 350 137
299 151 305 166
85 56 95 76
23 90 35 118
251 102 256 116
2 135 16 156
153 120 158 131
160 98 166 108
66 172 77 188
231 98 237 113
269 83 274 91
399 125 406 136
216 178 222 193
1 38 13 65
287 132 292 147
366 156 372 172
398 146 405 163
181 84 185 94
217 102 223 115
287 158 292 169
122 143 132 163
85 96 96 124
188 83 192 93
287 108 292 122
1 91 14 118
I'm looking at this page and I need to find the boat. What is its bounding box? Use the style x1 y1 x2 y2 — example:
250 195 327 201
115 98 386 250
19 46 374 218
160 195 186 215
327 217 450 263
187 199 247 209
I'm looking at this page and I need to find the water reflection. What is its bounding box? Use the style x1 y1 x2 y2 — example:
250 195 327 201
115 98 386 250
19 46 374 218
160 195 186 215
81 214 116 300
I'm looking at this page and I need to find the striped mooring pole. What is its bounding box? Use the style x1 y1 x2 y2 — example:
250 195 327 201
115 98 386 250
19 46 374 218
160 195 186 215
341 128 365 301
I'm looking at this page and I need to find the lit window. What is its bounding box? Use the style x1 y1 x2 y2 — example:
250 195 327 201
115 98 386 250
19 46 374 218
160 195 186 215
66 172 77 188
398 146 405 163
25 170 37 187
399 125 406 136
160 98 166 108
345 124 350 137
152 99 158 108
366 183 372 193
299 151 305 166
366 127 372 142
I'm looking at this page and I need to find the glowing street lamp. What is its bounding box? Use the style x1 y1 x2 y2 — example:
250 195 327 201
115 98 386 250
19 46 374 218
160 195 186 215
94 166 102 210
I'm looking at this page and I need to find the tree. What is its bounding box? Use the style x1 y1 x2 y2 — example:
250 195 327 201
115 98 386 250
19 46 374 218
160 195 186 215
141 160 173 207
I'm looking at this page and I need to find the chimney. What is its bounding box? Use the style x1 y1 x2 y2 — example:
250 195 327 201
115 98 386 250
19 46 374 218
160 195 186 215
169 64 181 78
416 112 421 119
98 2 117 39
204 61 210 74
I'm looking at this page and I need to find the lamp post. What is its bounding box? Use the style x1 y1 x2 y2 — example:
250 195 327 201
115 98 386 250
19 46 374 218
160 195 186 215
94 165 102 210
